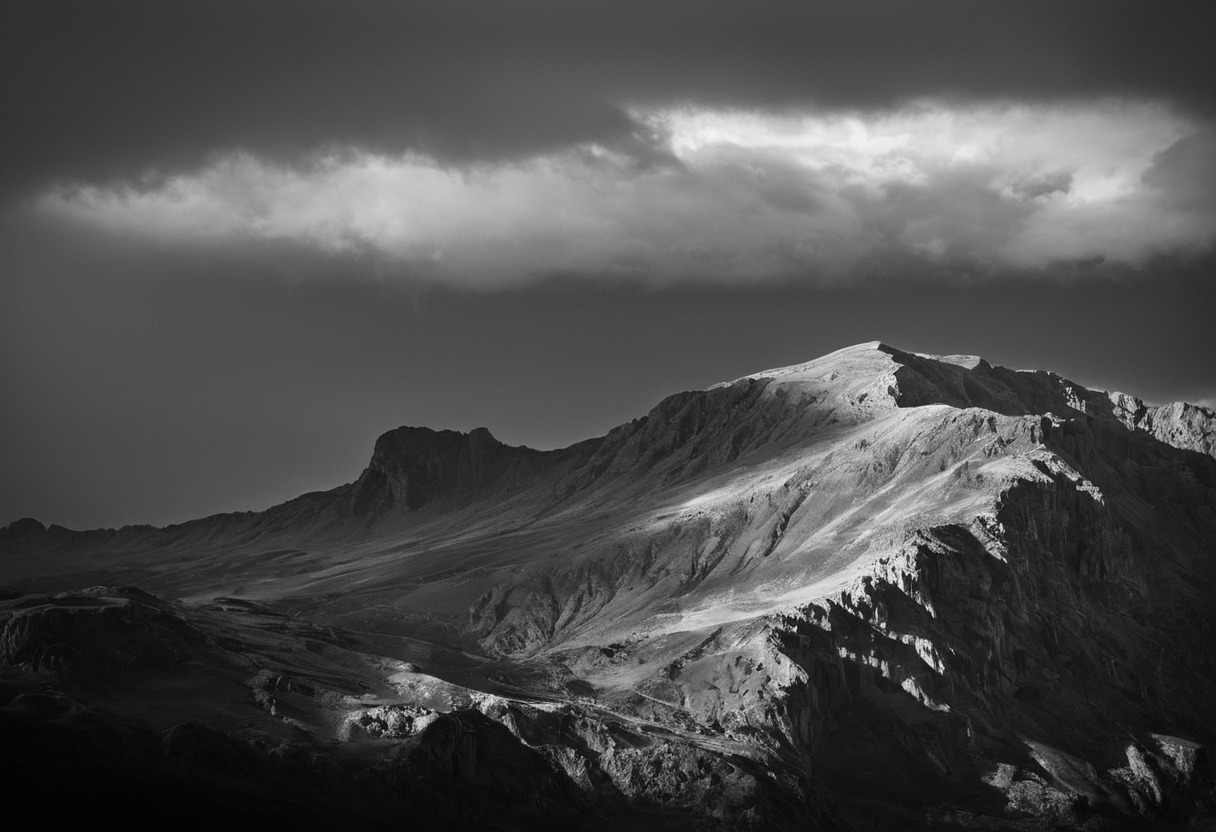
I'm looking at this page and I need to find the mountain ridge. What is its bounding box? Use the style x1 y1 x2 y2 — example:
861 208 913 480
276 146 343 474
6 341 1213 537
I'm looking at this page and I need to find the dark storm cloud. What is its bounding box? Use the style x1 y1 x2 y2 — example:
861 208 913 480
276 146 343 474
3 0 1215 195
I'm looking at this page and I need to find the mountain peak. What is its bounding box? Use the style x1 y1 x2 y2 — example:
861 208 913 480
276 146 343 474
349 423 551 516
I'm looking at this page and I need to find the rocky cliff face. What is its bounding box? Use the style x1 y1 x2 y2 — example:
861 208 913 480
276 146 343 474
2 342 1214 830
348 426 575 516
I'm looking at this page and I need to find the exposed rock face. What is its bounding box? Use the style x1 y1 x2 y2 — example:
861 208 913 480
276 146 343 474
337 702 438 740
0 586 207 671
1108 393 1216 458
348 426 572 516
2 342 1215 829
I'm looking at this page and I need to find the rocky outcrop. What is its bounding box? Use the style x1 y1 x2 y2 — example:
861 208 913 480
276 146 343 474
0 586 208 672
1108 393 1216 458
347 426 579 517
337 702 439 740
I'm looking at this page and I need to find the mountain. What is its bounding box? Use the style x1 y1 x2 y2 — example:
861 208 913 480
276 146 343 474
3 342 1215 830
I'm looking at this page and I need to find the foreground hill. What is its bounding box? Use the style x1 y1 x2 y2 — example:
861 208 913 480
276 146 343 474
3 342 1215 830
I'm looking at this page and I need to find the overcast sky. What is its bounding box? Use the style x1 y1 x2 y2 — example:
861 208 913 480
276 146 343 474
3 1 1214 529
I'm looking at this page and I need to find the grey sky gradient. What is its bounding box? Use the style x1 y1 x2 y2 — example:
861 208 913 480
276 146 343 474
1 1 1214 528
5 0 1216 195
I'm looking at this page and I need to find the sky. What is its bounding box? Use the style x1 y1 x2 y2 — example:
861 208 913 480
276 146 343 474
2 0 1215 529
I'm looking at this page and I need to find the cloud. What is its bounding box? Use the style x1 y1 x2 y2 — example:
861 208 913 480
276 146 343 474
35 100 1216 287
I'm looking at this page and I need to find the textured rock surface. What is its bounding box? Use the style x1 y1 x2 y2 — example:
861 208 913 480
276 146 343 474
0 585 207 671
2 342 1215 829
